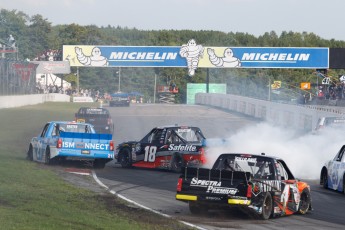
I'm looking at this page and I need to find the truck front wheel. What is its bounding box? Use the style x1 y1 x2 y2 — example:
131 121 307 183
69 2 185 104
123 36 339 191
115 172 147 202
298 188 311 214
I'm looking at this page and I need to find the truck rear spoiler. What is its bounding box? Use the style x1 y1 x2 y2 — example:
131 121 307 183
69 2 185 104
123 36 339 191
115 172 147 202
60 132 112 140
182 167 251 184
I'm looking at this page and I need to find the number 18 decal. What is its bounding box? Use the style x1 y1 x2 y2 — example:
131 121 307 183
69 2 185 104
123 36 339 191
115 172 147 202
144 146 157 162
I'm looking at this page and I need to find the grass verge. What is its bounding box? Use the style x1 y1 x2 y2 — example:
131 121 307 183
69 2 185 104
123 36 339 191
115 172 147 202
0 102 189 230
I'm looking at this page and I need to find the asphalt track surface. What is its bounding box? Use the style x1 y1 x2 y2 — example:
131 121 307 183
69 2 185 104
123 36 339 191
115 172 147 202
95 104 345 230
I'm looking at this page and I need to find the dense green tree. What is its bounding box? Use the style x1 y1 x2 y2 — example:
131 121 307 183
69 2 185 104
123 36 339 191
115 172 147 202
0 9 29 59
2 8 345 103
27 14 52 59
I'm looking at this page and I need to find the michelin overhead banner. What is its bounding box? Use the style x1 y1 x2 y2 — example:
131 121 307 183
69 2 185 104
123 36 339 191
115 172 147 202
63 41 329 76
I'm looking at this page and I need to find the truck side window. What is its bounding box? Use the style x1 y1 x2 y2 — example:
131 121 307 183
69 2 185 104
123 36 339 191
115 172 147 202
149 129 163 144
40 123 50 137
254 161 273 180
166 130 173 144
336 150 344 162
223 158 235 171
277 162 289 181
52 124 59 136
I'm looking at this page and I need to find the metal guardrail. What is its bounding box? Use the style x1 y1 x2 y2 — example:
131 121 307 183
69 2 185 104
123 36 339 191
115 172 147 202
195 93 345 132
304 105 345 115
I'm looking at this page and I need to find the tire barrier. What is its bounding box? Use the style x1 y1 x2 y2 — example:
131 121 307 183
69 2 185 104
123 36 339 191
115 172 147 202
158 92 175 104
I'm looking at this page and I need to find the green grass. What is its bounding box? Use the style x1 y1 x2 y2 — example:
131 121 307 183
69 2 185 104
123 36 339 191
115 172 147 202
0 102 188 230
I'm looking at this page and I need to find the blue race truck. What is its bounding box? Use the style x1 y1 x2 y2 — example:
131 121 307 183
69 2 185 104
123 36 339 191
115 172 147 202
27 121 114 168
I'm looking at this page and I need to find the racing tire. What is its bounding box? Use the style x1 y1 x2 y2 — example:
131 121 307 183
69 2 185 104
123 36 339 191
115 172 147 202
44 148 51 165
322 170 328 189
94 159 106 169
343 174 345 194
27 145 33 161
170 153 185 173
119 148 132 168
298 188 311 215
259 192 272 220
189 202 208 215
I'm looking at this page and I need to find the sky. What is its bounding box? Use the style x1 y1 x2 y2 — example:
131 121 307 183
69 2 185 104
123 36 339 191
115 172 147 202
1 0 345 41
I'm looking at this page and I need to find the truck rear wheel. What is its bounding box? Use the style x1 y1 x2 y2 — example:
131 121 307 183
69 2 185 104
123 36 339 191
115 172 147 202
189 202 208 215
44 148 51 165
260 192 272 220
119 148 132 168
44 147 57 165
94 159 106 169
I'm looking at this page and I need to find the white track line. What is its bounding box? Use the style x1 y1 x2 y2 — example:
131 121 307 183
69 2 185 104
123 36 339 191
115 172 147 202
91 170 208 230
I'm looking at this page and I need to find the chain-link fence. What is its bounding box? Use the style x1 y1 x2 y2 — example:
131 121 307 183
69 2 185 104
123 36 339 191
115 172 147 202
0 59 37 95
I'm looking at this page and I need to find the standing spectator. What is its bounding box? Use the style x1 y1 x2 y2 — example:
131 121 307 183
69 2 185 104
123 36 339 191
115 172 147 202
8 34 16 48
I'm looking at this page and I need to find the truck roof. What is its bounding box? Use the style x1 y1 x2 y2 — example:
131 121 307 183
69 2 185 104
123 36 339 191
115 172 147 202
76 107 110 115
216 153 282 160
155 125 201 129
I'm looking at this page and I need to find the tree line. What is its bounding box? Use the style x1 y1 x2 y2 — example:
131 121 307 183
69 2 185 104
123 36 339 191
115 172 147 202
1 8 345 103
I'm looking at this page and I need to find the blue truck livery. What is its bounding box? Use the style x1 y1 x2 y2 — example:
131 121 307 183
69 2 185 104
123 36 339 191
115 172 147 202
27 121 114 168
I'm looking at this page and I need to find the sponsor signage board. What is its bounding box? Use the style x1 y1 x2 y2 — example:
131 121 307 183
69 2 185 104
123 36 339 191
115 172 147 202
32 61 70 74
63 45 329 70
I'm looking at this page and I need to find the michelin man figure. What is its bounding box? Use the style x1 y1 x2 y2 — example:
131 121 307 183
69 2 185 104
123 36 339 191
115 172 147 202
75 46 108 66
179 39 204 76
207 48 241 67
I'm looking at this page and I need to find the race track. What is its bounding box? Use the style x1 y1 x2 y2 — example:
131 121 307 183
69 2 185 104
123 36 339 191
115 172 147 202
95 104 345 230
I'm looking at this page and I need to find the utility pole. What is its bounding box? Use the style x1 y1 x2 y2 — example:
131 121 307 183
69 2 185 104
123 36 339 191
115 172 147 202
77 67 79 94
206 69 210 93
154 74 157 103
268 77 271 101
117 67 121 92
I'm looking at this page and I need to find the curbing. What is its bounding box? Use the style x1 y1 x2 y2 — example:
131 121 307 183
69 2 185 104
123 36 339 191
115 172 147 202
91 170 208 230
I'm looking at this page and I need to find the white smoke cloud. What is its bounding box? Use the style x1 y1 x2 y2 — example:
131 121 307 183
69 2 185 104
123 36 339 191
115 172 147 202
204 122 343 179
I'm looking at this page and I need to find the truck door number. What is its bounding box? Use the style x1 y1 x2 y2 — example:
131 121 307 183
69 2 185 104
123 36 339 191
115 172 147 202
144 146 157 162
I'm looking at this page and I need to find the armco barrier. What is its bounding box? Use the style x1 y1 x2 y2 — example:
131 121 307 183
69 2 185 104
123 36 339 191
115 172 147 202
0 93 70 109
196 93 345 132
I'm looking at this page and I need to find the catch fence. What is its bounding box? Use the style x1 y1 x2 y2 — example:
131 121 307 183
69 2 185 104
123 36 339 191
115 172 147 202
0 59 37 95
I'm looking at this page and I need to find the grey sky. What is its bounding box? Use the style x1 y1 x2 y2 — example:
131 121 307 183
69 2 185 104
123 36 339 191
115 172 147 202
1 0 345 41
